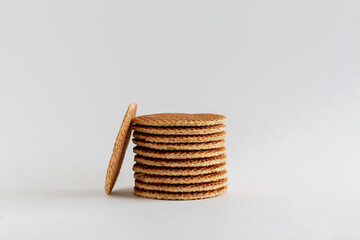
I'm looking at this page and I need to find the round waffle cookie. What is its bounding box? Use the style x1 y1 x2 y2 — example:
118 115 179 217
135 178 228 192
133 146 226 159
105 103 137 194
134 154 227 168
134 186 227 200
133 124 226 135
133 131 226 143
134 170 228 184
133 113 226 126
132 138 225 151
133 163 226 176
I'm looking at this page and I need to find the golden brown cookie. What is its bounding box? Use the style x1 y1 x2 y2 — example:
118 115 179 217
105 103 137 194
134 170 228 184
133 131 226 143
134 186 227 200
133 113 226 126
132 138 225 151
133 146 226 159
135 178 228 192
133 124 226 135
132 162 226 176
134 154 227 168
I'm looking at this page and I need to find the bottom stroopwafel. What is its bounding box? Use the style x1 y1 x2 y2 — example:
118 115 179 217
134 170 228 184
134 186 227 200
135 178 228 192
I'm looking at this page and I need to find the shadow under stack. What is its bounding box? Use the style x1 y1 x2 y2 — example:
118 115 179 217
131 113 228 200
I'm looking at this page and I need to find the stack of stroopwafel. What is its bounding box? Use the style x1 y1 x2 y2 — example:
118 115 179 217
131 113 228 200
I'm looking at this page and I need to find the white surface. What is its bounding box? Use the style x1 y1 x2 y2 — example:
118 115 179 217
1 0 360 239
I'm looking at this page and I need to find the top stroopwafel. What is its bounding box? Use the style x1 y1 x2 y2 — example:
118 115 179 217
133 113 226 126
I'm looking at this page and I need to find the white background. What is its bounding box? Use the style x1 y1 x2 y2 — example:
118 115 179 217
1 0 360 239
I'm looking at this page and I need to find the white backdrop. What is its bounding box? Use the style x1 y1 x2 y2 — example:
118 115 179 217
1 0 360 239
